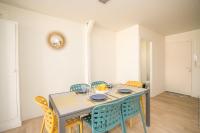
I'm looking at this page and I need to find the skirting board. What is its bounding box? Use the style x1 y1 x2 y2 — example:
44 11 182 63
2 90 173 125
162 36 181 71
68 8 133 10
150 88 165 97
0 119 21 132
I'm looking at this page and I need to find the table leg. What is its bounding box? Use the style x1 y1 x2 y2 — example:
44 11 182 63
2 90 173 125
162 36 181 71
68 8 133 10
146 89 150 127
59 117 66 133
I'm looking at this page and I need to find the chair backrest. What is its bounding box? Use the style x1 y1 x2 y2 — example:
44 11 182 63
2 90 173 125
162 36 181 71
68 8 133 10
91 81 108 88
44 108 58 133
70 83 90 92
122 94 141 120
35 96 48 112
91 99 123 133
126 81 143 88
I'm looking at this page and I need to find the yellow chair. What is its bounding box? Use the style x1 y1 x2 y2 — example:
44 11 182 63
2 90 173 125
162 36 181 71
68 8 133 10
35 96 83 133
44 107 83 133
126 81 144 88
35 96 49 133
44 107 57 133
125 81 145 127
126 81 145 112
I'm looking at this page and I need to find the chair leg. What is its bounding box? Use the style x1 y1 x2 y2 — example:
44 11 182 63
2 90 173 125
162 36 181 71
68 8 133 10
68 127 72 133
128 118 133 128
40 118 45 133
120 118 127 133
79 121 83 133
139 109 147 133
140 96 145 115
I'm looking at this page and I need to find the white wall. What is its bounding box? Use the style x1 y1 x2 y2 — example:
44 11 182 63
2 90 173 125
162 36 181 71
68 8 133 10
115 25 165 97
91 26 116 83
165 29 200 97
0 2 168 122
116 25 140 83
139 26 165 97
0 3 86 120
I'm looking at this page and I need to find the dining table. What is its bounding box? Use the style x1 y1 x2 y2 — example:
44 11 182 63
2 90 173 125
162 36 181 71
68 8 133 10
49 84 150 133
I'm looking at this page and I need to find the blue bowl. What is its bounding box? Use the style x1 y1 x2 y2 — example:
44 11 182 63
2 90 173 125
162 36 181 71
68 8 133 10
90 94 107 101
118 89 132 94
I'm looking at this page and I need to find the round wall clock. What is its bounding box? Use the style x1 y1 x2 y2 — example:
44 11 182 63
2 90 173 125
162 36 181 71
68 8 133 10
47 32 65 49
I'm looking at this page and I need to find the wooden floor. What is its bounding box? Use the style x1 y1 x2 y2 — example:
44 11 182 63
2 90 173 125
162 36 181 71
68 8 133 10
2 92 200 133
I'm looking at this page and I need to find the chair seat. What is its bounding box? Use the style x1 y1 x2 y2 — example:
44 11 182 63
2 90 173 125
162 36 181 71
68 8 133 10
82 115 92 127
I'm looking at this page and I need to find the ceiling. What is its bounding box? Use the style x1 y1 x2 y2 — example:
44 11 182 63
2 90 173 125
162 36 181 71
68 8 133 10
0 0 200 35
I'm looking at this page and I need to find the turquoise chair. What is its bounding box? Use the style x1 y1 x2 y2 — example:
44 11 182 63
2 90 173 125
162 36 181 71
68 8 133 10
91 81 108 88
70 83 90 92
122 94 147 133
83 99 126 133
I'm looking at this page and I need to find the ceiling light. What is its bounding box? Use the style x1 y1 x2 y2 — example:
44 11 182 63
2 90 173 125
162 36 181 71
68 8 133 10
99 0 110 4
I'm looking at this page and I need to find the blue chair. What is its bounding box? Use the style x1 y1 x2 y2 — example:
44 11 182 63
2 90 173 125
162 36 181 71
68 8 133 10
70 83 90 92
122 94 147 133
91 81 108 88
83 99 126 133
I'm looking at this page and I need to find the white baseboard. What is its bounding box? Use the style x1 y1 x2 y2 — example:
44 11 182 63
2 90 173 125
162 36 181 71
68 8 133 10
22 111 42 121
191 93 200 98
151 89 165 97
0 119 21 132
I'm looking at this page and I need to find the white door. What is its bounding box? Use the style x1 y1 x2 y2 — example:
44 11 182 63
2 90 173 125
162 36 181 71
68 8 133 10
0 20 21 132
165 41 192 95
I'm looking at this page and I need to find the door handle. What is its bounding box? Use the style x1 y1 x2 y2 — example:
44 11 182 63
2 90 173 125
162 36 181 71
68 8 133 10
186 67 192 72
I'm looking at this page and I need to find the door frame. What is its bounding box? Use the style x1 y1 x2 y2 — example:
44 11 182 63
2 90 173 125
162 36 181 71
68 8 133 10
139 39 153 92
0 19 21 132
